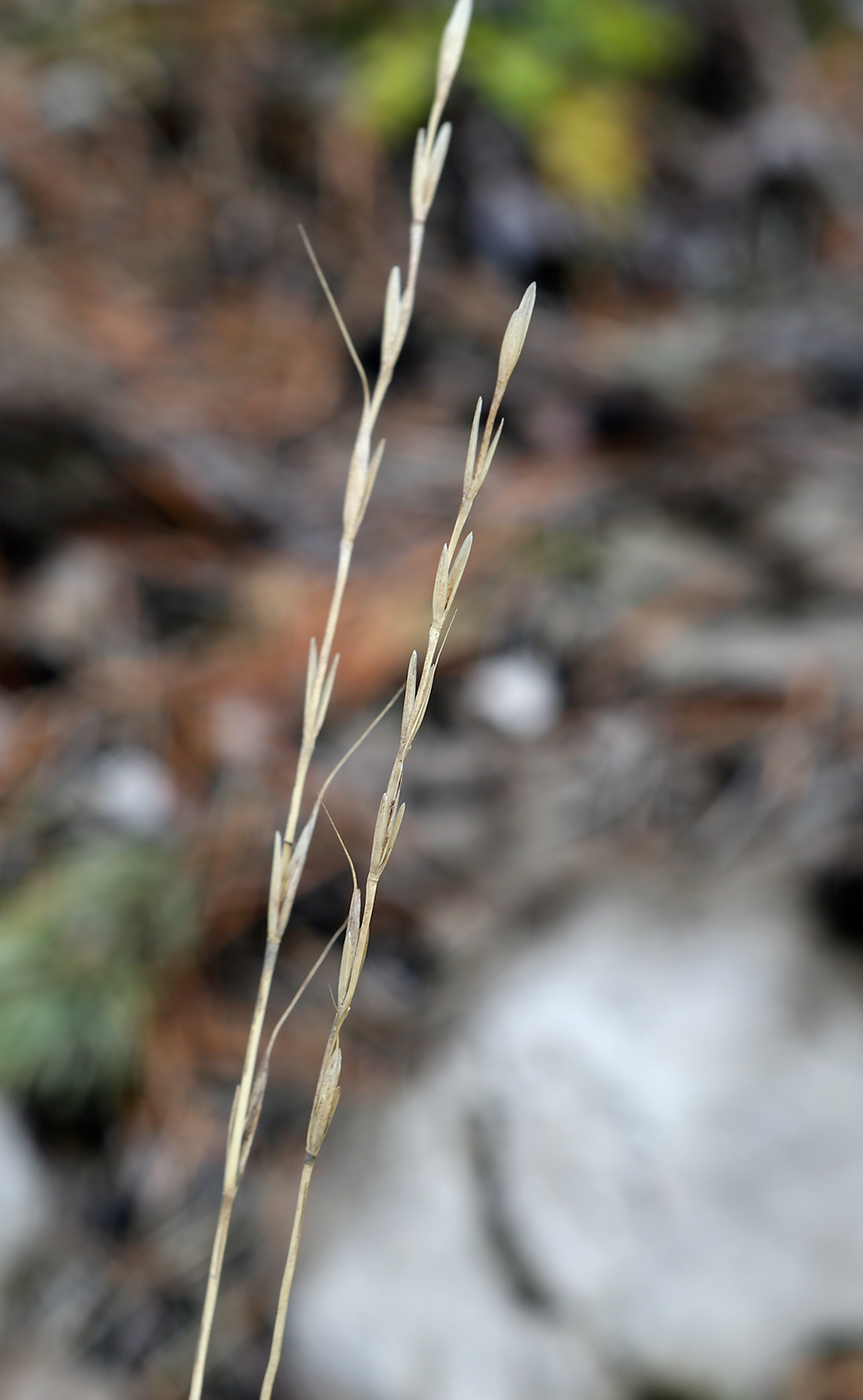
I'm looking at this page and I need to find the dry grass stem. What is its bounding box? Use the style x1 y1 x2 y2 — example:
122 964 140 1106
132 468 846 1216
187 4 473 1396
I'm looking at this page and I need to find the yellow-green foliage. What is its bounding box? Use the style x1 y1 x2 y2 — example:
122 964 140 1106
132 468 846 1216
350 0 690 208
0 840 198 1103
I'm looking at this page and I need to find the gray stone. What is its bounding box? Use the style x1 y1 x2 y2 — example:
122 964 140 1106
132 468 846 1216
290 867 863 1400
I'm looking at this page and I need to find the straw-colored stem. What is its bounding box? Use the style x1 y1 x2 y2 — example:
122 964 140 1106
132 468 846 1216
189 938 278 1400
188 1188 237 1400
259 1158 315 1400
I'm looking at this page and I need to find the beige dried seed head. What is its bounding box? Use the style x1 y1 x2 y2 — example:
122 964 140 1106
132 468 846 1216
307 1043 342 1158
447 533 473 607
343 448 370 536
356 439 385 527
463 397 483 493
384 763 404 822
313 654 339 738
472 417 504 496
407 658 437 747
381 266 403 366
436 0 472 109
382 802 406 866
370 791 390 871
496 281 537 390
401 650 418 741
278 810 318 928
432 542 450 625
337 887 362 1006
420 122 452 216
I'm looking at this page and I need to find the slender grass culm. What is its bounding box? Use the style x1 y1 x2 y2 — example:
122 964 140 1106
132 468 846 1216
186 2 535 1395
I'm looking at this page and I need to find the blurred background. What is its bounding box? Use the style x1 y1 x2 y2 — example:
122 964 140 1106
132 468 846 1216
5 0 863 1397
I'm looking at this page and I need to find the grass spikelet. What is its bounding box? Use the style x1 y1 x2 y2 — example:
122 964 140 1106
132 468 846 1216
432 542 450 626
497 281 537 390
472 417 505 496
463 397 482 492
382 266 403 366
307 1040 342 1159
401 650 418 741
314 654 340 739
436 0 472 105
337 888 362 1007
447 533 473 608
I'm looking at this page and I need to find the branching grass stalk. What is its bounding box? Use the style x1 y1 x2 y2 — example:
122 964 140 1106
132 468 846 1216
187 4 473 1396
258 280 536 1400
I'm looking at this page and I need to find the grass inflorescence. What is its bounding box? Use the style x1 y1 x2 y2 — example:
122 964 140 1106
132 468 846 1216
187 3 535 1395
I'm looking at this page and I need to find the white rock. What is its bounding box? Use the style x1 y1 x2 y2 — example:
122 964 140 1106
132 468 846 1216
463 652 562 741
83 748 177 833
290 867 863 1400
0 1099 50 1316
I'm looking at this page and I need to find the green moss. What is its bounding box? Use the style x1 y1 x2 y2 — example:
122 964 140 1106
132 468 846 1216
0 839 198 1103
